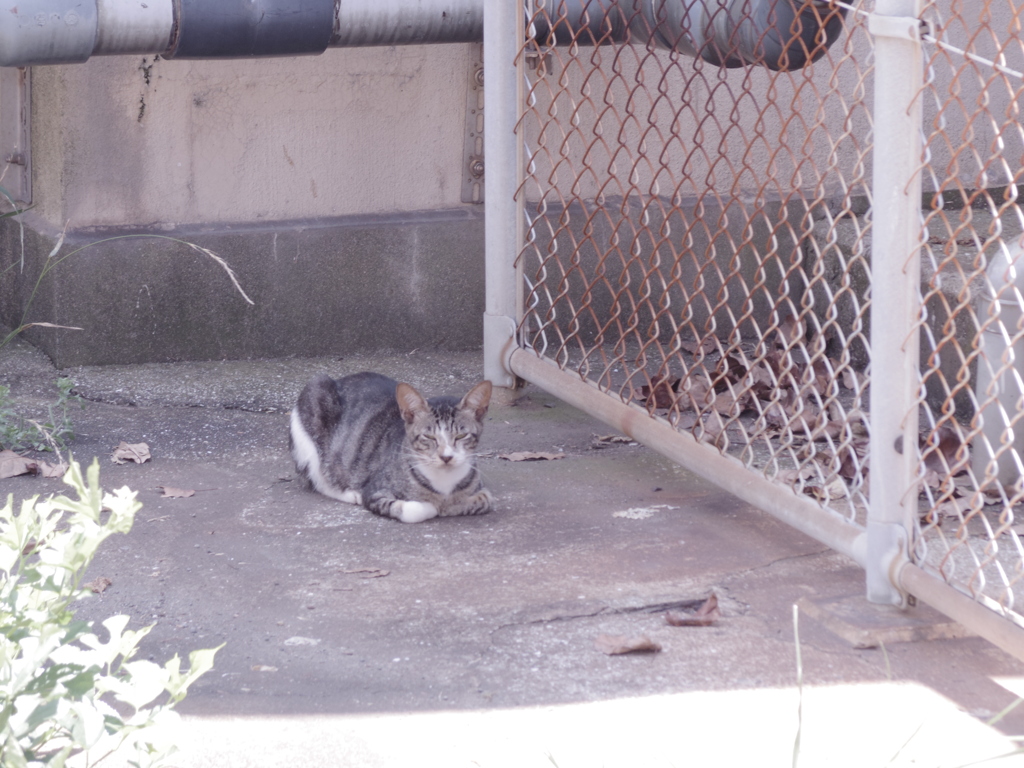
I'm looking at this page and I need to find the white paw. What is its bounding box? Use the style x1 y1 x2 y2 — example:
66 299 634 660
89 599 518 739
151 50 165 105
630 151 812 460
320 486 362 505
338 489 362 505
398 501 438 524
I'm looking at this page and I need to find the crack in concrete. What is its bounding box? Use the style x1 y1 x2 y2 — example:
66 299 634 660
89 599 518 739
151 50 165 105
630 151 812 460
491 596 710 635
720 548 834 585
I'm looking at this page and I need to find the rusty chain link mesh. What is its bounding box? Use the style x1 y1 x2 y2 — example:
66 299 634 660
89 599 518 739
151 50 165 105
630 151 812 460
914 1 1024 619
514 0 1024 623
517 1 874 519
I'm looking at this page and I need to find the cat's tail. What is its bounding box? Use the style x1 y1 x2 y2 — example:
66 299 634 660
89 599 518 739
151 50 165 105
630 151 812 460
289 407 320 490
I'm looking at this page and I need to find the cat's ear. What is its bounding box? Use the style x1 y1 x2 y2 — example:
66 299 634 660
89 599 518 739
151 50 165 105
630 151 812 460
396 383 430 424
459 380 492 421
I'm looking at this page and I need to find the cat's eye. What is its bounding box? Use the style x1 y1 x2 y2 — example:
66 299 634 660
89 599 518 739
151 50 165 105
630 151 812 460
454 432 469 441
417 435 437 447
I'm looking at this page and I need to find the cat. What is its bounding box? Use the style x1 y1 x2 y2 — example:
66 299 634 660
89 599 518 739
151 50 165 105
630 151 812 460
289 372 493 523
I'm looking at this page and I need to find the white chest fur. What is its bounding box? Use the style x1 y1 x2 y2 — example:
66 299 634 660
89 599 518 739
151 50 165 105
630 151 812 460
415 458 472 496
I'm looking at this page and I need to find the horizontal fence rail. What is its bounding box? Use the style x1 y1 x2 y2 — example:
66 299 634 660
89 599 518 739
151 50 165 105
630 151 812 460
489 0 1024 660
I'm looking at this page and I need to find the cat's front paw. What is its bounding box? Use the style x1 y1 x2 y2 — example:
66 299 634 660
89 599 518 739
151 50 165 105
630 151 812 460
398 500 439 524
440 489 493 517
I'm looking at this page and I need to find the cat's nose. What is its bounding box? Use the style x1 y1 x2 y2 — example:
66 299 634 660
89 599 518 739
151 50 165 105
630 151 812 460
440 454 453 464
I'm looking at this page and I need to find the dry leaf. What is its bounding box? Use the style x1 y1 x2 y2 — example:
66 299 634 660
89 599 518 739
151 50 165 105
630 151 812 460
84 577 112 594
809 359 833 397
775 465 818 486
251 665 278 672
803 408 843 441
698 411 728 443
677 378 711 412
838 438 870 480
924 497 974 524
763 348 785 376
665 593 720 626
775 315 806 348
499 451 566 462
339 568 390 578
594 634 662 655
717 350 749 383
673 411 699 430
812 477 850 501
840 368 867 391
775 468 803 486
712 389 749 417
918 469 947 494
0 450 37 479
158 485 195 499
638 375 680 409
921 426 968 475
981 486 1005 506
37 461 68 478
593 434 635 446
111 442 151 465
762 402 789 430
746 364 776 397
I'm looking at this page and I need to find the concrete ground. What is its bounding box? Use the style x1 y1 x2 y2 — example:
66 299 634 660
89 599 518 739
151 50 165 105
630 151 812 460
3 336 1024 767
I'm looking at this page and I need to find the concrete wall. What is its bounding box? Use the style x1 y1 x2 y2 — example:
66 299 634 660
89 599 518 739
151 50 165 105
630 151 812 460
4 0 1016 368
30 47 474 227
3 44 485 366
1 209 484 366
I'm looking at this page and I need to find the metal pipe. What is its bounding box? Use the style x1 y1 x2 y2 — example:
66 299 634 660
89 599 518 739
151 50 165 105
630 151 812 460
94 0 172 56
866 0 924 607
0 0 98 66
646 0 846 70
531 0 847 71
0 0 846 67
331 0 481 47
482 0 519 389
171 0 335 59
509 348 869 565
900 563 1024 662
0 0 337 64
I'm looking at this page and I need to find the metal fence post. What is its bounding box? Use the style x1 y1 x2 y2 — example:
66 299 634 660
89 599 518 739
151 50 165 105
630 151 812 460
867 0 924 606
482 0 520 388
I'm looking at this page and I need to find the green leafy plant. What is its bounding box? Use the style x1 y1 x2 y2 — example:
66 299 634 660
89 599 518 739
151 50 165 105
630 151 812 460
0 379 85 453
0 459 221 767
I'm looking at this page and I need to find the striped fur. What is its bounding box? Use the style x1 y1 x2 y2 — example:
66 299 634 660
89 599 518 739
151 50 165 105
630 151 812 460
290 372 492 523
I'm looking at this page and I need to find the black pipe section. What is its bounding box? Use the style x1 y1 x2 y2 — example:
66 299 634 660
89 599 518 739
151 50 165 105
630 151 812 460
530 0 847 72
528 0 632 47
680 0 848 70
169 0 335 59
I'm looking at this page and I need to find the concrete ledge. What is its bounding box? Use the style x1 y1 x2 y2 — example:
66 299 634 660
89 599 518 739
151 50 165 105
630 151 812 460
0 208 485 366
798 594 975 649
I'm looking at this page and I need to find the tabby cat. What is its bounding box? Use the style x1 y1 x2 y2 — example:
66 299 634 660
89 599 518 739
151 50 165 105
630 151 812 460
290 372 493 523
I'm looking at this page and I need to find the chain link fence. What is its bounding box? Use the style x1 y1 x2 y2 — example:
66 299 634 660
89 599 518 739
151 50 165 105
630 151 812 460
914 0 1024 627
490 0 1024 656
